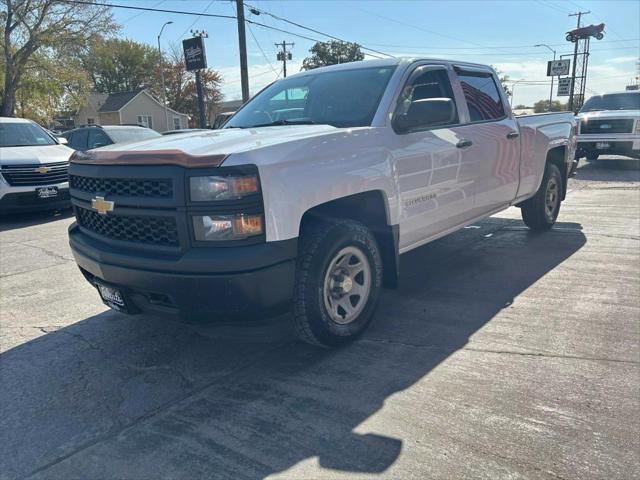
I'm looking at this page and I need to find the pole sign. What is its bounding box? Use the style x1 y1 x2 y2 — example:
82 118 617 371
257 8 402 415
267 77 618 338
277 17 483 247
182 36 207 71
557 77 573 96
547 59 571 76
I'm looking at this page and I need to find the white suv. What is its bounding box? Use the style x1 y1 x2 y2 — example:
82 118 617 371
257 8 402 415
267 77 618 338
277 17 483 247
0 117 74 214
576 91 640 161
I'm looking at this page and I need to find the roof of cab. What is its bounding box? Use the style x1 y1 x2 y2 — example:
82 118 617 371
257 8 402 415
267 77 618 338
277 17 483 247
0 117 33 124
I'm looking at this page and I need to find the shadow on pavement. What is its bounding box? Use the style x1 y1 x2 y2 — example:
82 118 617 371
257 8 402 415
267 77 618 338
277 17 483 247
0 207 73 232
0 218 586 479
574 157 640 183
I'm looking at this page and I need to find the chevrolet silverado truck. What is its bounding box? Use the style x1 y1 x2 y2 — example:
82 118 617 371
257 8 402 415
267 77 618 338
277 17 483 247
576 90 640 161
1 117 73 214
68 58 576 347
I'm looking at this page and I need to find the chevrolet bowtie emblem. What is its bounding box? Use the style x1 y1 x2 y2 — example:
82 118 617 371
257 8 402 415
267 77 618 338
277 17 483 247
36 166 50 174
91 196 115 215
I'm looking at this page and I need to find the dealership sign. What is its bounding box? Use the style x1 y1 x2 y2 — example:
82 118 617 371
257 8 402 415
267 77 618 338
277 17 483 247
557 77 573 96
547 59 571 77
182 36 207 71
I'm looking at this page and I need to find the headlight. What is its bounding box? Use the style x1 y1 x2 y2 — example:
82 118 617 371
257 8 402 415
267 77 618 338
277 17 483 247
190 174 259 201
193 214 263 241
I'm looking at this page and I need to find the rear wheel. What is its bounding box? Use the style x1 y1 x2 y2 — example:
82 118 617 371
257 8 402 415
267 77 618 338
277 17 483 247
292 218 383 347
586 152 599 162
521 163 563 231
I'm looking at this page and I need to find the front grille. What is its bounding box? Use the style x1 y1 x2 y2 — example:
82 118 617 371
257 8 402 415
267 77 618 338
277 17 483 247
581 119 634 134
76 207 179 247
1 162 69 186
70 175 173 198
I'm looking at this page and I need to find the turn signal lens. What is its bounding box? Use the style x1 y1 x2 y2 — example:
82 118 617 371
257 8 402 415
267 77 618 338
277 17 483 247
193 214 263 241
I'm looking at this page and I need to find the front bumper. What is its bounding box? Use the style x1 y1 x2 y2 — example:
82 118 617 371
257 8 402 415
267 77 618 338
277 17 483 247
0 188 71 214
69 223 297 319
576 135 640 159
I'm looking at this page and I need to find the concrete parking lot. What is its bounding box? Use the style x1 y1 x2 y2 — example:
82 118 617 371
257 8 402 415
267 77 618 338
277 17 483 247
1 158 639 480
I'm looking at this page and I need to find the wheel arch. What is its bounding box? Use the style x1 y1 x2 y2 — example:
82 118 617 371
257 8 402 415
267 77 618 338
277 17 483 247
299 190 399 288
546 145 569 200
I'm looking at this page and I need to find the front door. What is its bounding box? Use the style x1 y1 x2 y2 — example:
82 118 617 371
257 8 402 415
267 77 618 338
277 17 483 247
389 65 477 252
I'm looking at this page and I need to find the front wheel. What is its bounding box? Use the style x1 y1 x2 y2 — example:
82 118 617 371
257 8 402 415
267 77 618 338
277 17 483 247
521 163 563 231
292 218 383 347
586 152 599 162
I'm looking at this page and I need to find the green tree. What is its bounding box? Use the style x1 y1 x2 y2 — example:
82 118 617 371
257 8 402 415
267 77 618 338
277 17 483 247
514 104 529 109
82 37 159 93
0 0 115 116
301 40 364 70
533 99 567 113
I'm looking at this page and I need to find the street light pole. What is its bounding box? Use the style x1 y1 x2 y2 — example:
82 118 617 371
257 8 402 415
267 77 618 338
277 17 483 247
510 79 526 107
535 44 557 111
157 21 173 131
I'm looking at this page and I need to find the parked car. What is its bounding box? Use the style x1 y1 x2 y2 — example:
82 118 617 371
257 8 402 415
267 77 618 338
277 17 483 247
212 111 235 129
575 91 640 161
67 58 576 346
0 117 74 214
61 124 161 151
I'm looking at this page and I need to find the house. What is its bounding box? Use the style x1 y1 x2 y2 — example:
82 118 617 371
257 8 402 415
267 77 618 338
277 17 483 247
74 89 189 132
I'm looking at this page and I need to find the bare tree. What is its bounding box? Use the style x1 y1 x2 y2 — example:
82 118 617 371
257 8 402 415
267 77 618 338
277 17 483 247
1 0 115 116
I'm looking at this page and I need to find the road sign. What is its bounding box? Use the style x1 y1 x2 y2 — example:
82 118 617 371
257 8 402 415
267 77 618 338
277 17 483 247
182 36 207 71
547 59 571 76
557 77 573 96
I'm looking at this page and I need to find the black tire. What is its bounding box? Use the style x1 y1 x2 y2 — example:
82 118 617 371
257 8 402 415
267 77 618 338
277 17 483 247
521 163 563 231
586 153 599 162
292 218 383 347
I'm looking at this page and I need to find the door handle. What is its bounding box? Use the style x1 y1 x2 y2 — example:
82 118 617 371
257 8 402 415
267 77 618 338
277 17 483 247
456 139 473 149
506 131 520 139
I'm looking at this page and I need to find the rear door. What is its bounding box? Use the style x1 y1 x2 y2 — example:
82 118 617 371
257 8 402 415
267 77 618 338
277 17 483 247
452 66 521 215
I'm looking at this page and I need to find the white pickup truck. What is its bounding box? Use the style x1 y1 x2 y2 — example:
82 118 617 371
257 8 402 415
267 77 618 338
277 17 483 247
68 58 576 346
575 91 640 161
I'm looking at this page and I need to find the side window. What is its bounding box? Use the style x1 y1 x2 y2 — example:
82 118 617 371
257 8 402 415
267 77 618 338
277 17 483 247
394 66 459 131
87 129 111 149
456 71 506 122
69 129 88 150
173 117 181 130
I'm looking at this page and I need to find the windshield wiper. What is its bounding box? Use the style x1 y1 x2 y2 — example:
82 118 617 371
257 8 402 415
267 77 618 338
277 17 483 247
244 119 319 128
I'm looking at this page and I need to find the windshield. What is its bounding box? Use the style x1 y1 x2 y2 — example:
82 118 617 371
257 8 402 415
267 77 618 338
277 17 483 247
105 127 161 143
580 92 640 112
225 66 397 129
0 122 56 147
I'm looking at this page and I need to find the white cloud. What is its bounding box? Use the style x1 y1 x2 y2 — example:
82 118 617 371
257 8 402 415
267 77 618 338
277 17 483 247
606 56 639 64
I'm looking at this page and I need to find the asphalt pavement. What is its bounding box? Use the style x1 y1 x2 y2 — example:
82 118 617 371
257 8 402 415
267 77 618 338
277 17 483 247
1 158 639 480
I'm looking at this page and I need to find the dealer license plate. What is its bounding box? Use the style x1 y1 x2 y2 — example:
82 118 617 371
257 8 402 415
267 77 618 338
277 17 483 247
596 142 610 150
96 282 128 312
36 186 58 199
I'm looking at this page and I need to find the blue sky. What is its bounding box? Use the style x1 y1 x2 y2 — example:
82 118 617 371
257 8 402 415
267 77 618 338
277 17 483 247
113 0 640 106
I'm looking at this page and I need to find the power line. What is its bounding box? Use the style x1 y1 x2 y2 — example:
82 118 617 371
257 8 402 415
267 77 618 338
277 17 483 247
62 0 236 19
243 2 394 58
179 0 216 38
246 21 279 75
365 38 640 51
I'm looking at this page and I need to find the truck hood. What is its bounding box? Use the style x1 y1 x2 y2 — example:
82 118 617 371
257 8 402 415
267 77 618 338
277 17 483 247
72 125 345 168
100 125 340 155
0 144 74 166
577 110 640 120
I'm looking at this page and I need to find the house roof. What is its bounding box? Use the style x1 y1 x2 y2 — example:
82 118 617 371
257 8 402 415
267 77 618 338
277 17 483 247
98 89 145 112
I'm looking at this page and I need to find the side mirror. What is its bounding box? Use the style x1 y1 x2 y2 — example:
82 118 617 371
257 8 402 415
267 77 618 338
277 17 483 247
57 136 68 145
394 98 456 134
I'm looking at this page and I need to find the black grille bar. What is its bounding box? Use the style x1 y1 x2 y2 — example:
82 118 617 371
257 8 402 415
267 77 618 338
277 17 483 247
581 119 634 134
1 162 69 186
75 206 179 247
70 175 173 198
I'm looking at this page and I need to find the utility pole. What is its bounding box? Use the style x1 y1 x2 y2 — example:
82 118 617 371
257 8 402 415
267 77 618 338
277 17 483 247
191 29 208 128
157 21 173 132
236 0 250 103
568 10 590 112
276 41 294 78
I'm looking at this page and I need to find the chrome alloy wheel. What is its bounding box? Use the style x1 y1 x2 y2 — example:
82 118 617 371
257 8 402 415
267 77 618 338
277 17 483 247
322 246 371 325
545 177 560 221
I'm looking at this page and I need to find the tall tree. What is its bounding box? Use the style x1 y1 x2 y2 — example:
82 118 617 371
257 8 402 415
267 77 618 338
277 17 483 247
533 99 567 113
301 40 364 70
0 0 115 116
82 37 159 93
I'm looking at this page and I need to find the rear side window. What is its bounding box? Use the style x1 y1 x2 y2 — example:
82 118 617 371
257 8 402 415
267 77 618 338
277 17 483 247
457 71 506 122
87 129 111 149
67 129 88 150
